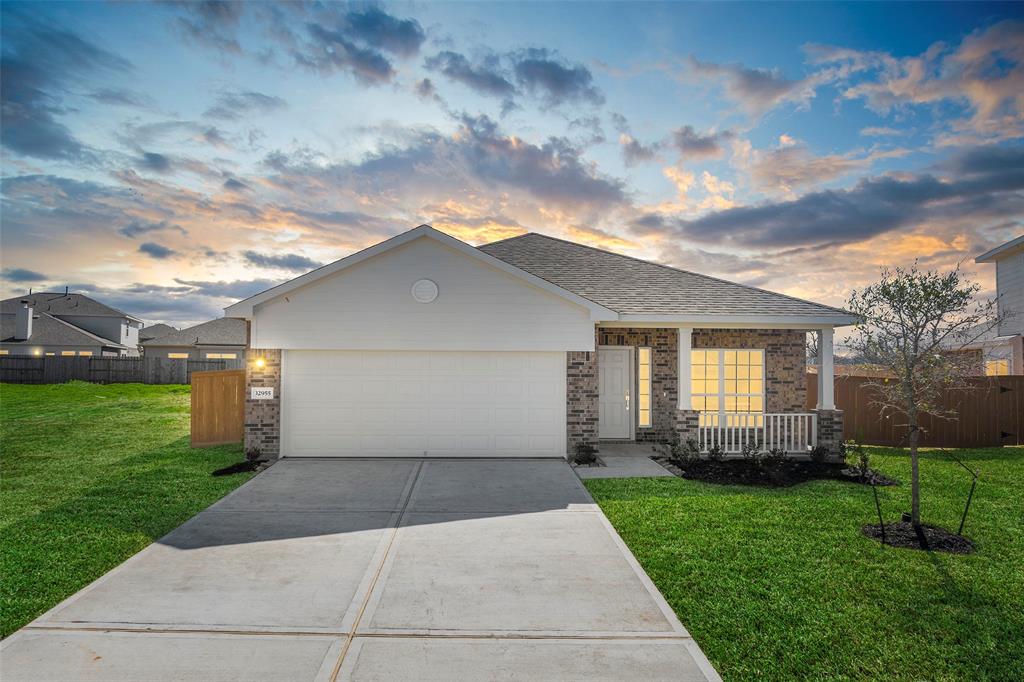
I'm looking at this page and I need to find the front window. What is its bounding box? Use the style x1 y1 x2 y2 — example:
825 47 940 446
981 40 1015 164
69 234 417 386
637 347 652 428
61 351 76 357
168 353 190 359
78 351 93 357
985 359 1009 376
691 349 765 426
205 352 237 359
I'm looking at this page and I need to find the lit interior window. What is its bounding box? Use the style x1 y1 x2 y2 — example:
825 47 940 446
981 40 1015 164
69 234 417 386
691 349 765 427
205 352 237 359
78 351 93 357
0 349 8 355
985 359 1009 376
168 352 190 359
45 352 55 356
61 351 76 356
637 347 652 428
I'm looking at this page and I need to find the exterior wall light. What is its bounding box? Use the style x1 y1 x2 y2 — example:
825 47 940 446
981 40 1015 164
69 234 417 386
255 357 266 368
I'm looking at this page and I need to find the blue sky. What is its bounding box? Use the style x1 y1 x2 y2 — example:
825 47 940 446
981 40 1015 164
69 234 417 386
1 1 1022 326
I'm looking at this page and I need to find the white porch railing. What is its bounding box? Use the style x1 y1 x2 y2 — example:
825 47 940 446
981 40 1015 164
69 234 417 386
698 413 817 454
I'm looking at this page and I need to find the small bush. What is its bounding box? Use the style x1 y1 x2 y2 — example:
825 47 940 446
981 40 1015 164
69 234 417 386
657 434 700 468
808 444 830 464
572 442 598 465
762 447 788 468
245 446 263 464
740 441 762 466
706 444 725 461
843 439 871 481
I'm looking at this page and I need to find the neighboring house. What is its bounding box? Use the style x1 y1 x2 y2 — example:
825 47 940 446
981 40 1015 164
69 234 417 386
0 293 142 357
226 225 857 460
139 323 177 343
972 235 1024 375
142 317 247 362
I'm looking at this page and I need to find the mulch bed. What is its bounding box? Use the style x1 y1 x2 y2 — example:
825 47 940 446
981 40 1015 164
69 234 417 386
862 521 975 554
212 460 261 477
652 456 899 488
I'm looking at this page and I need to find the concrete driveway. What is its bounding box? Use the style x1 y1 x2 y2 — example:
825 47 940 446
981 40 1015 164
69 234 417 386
3 458 719 681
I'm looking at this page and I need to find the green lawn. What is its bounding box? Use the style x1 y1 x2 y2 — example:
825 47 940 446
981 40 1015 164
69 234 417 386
0 382 254 638
586 446 1024 682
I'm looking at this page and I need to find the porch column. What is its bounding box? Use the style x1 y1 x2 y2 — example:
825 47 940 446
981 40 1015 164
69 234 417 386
816 327 835 410
677 327 693 410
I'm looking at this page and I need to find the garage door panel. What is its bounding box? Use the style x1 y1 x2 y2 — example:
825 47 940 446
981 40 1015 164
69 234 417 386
282 351 566 457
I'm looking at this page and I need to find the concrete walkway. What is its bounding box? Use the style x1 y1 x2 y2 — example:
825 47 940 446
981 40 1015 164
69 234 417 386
3 458 719 681
575 442 676 479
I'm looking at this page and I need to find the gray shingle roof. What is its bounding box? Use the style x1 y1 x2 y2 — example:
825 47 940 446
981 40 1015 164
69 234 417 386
479 232 854 319
139 323 177 342
0 293 139 320
1 312 125 348
142 317 246 347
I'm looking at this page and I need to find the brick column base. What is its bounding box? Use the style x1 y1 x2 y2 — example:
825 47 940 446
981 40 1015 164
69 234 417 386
816 409 844 459
245 348 282 460
674 409 700 445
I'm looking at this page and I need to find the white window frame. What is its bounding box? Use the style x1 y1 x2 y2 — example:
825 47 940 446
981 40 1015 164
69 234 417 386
637 347 652 428
691 348 766 427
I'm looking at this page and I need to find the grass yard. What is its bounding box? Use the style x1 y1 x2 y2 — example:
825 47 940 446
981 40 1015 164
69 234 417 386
586 446 1024 682
0 382 254 638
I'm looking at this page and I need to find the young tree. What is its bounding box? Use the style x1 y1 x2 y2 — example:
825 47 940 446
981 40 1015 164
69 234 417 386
845 263 1001 528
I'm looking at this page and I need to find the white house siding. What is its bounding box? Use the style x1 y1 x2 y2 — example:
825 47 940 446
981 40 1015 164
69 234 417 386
996 251 1024 336
251 237 595 352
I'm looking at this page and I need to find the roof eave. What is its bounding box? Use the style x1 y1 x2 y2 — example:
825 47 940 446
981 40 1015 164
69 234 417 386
610 313 862 328
975 234 1024 263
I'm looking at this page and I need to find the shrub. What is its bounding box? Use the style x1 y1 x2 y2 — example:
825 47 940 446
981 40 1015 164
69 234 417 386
657 434 700 468
740 441 762 466
706 444 725 461
843 439 871 481
808 444 830 464
245 446 263 464
762 448 788 468
572 442 598 466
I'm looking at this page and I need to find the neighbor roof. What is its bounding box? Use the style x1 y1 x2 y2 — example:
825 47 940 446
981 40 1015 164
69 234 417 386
139 323 177 341
0 312 126 348
1 293 140 321
142 317 246 347
479 232 856 321
975 234 1024 263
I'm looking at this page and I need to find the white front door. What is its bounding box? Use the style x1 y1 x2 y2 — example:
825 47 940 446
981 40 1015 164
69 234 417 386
598 347 632 440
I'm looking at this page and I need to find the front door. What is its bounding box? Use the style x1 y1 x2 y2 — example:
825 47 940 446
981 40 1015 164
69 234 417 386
598 347 632 439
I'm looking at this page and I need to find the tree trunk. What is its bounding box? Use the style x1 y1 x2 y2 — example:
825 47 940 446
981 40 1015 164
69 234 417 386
908 417 921 527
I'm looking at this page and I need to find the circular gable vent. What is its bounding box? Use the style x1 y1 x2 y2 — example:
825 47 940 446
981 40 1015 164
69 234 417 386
411 278 439 303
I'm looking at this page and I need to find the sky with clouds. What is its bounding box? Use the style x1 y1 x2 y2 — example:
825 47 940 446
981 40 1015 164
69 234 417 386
1 1 1022 327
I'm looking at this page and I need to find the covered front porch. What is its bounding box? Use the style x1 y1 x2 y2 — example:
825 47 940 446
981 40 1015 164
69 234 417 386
568 325 841 457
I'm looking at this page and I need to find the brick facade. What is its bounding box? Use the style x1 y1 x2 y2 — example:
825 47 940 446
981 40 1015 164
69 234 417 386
597 328 679 442
245 348 282 460
566 350 599 453
691 328 807 413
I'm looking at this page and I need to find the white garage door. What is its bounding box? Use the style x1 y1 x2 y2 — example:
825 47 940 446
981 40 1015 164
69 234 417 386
281 351 566 457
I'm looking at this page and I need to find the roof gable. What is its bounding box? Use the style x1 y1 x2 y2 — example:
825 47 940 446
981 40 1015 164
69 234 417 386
1 311 126 347
479 233 858 324
225 225 616 320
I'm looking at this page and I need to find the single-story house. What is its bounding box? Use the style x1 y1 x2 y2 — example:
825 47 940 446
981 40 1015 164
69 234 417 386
139 323 178 344
226 225 856 460
141 317 247 362
1 293 141 357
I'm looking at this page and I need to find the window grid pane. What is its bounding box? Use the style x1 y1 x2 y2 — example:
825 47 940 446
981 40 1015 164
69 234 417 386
694 348 765 426
638 347 652 427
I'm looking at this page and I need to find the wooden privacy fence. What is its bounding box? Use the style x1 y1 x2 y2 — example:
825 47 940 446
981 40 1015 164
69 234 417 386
806 373 1023 448
191 369 245 447
0 356 234 385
